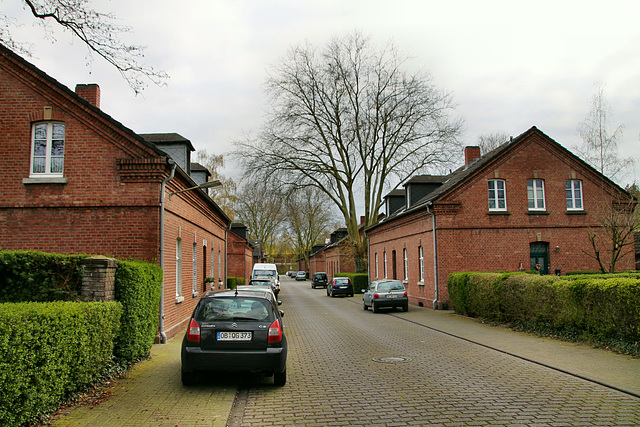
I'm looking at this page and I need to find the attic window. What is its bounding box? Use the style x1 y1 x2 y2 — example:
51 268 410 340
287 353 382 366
30 122 65 177
488 179 507 211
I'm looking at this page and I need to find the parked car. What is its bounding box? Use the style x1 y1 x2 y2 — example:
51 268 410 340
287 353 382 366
295 271 306 281
247 278 280 297
235 285 281 304
326 277 354 297
362 280 408 313
287 270 296 278
311 272 328 288
181 289 287 386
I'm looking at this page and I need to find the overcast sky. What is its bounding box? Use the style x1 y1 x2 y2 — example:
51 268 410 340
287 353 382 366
7 0 640 186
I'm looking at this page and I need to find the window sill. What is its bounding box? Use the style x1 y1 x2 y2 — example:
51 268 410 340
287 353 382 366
23 177 68 185
175 296 184 304
417 281 425 287
192 291 199 298
527 210 549 215
402 279 408 285
566 210 587 215
488 211 510 215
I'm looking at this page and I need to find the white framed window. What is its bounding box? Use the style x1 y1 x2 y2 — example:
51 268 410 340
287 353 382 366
418 246 424 282
218 250 222 283
383 251 387 278
211 248 215 278
176 238 182 296
488 179 507 211
527 179 546 211
566 180 583 210
192 242 198 294
31 122 65 176
403 248 408 280
375 252 379 279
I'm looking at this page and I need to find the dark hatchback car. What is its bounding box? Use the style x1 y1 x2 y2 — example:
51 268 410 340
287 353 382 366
181 289 287 386
311 272 328 289
326 277 354 297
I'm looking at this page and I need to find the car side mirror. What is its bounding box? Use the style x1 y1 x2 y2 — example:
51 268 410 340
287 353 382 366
277 300 282 306
361 289 366 293
279 310 285 317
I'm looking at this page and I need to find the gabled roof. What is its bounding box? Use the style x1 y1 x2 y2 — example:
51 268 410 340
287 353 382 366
367 126 631 231
0 44 166 159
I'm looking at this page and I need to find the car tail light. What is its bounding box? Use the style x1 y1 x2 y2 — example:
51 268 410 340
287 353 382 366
373 293 379 299
403 291 407 297
268 319 282 343
187 318 200 342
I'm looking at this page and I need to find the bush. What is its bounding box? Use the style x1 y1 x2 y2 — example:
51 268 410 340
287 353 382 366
333 273 368 294
114 260 163 363
0 250 89 302
447 272 640 355
227 277 237 289
0 301 122 426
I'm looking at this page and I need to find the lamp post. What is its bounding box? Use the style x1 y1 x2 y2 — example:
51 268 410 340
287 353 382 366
168 179 222 199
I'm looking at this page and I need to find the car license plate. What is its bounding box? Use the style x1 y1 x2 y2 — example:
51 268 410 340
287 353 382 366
217 331 252 341
386 294 397 298
338 286 347 289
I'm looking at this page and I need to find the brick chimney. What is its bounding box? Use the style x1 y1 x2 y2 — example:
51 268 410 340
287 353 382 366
464 146 481 166
75 84 100 108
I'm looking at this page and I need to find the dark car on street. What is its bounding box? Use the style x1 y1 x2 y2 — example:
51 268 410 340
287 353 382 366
181 289 288 386
311 272 328 289
362 279 408 313
326 277 354 297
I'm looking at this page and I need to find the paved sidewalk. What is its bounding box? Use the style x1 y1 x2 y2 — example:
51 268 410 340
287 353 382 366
52 331 236 427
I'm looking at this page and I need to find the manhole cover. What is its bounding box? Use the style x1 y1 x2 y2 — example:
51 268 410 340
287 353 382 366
373 356 411 364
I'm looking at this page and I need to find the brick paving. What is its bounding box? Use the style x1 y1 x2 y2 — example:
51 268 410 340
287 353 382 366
53 276 640 426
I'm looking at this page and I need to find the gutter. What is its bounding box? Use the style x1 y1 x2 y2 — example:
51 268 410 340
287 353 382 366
158 159 177 344
426 202 439 310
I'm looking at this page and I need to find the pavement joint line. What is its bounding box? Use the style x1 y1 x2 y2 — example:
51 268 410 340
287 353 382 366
345 297 640 400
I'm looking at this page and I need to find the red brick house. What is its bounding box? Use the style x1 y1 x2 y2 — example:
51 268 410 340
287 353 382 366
0 44 231 341
227 223 254 282
366 127 636 309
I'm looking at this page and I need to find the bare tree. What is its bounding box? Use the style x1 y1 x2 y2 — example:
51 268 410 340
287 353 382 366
575 83 636 182
283 187 336 268
234 32 463 267
234 180 285 260
584 194 638 273
477 131 509 154
1 0 168 94
194 150 238 218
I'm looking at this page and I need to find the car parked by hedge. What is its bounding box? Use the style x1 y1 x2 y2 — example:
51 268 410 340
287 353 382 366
362 280 408 313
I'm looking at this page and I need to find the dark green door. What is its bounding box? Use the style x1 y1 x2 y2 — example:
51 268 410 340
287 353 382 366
530 242 549 275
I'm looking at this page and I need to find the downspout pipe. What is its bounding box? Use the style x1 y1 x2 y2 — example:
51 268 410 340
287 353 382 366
158 159 176 344
426 202 439 310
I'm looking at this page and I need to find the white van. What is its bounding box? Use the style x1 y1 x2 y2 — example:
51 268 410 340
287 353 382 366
251 263 280 295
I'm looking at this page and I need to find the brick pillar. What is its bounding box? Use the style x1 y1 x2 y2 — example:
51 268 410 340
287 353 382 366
80 257 118 301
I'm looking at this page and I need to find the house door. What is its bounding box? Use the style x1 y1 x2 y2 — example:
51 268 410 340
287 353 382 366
392 250 397 279
530 242 549 275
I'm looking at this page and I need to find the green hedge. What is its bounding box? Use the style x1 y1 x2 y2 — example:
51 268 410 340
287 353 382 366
0 301 122 426
448 272 640 355
0 251 88 302
114 260 163 363
333 273 369 294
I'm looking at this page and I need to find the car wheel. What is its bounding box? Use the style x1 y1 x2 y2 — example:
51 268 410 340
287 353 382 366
363 301 368 311
181 369 195 386
373 303 380 313
274 369 287 387
350 293 354 297
403 303 409 312
311 284 315 289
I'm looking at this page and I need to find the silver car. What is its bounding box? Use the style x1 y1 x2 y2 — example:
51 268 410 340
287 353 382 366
362 280 408 313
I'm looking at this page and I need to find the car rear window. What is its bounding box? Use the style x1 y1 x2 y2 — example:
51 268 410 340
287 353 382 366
335 278 350 284
377 281 405 292
197 297 273 322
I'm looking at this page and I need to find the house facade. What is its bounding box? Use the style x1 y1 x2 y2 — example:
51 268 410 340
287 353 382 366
366 127 636 309
0 45 230 340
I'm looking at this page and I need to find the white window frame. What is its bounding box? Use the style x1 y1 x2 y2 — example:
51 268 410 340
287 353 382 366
211 247 215 278
383 251 387 278
566 180 583 211
419 246 424 282
403 248 408 281
375 252 379 279
192 241 198 295
30 122 65 177
176 238 182 297
218 250 222 284
488 179 507 211
527 179 546 211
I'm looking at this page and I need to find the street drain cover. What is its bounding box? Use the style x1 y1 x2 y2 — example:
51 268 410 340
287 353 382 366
373 356 411 364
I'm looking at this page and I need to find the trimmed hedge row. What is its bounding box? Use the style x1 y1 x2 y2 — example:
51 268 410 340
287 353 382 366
448 272 640 355
333 273 369 294
0 251 88 302
0 301 122 426
114 260 163 362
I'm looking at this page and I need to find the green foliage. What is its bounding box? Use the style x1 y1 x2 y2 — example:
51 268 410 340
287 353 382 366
114 260 163 363
227 277 237 289
0 301 122 426
447 272 640 355
0 250 89 302
333 273 368 294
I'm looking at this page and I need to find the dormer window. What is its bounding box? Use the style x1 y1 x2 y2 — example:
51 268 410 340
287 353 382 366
31 122 65 177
